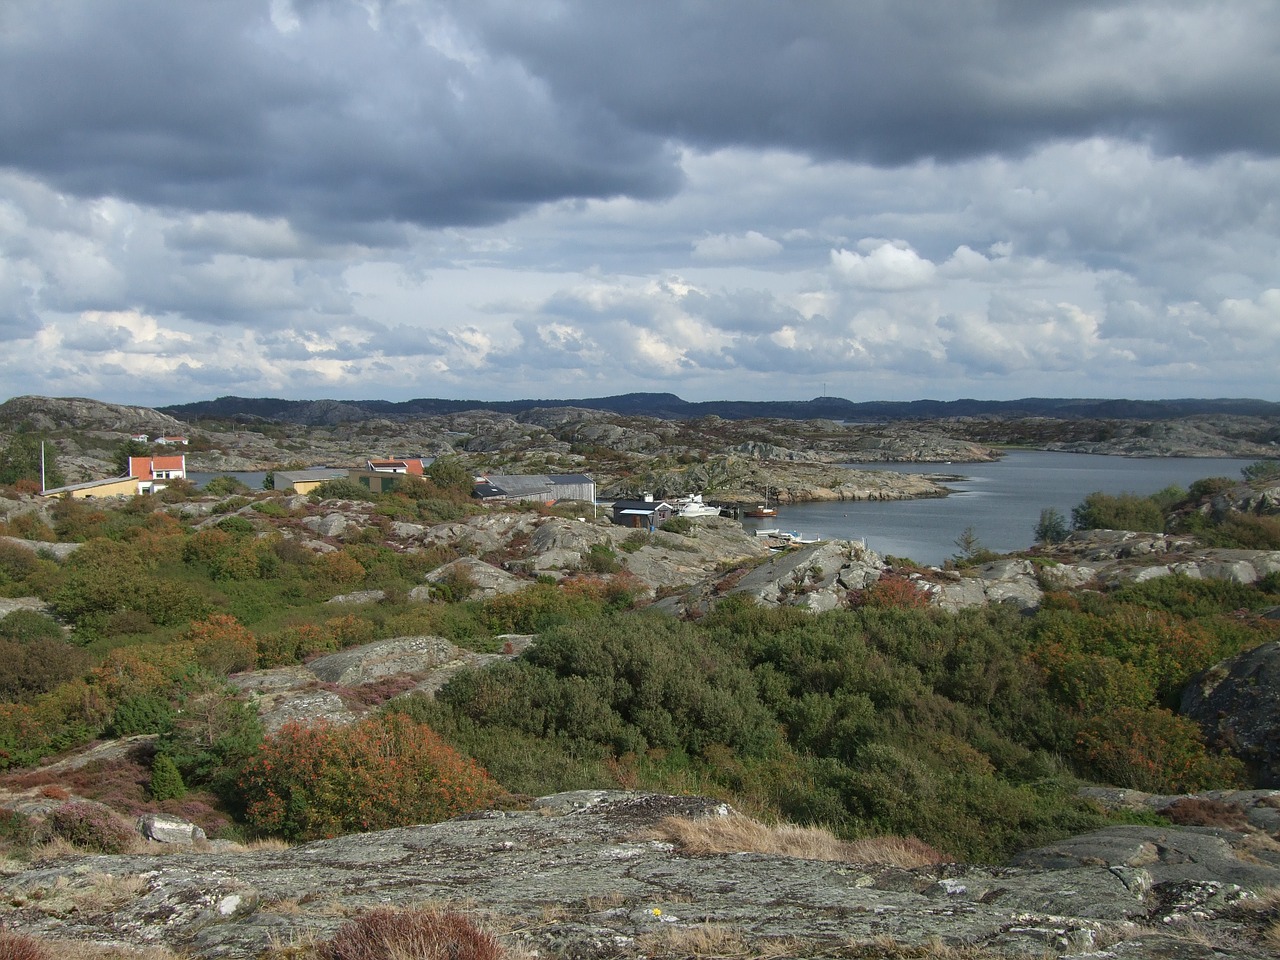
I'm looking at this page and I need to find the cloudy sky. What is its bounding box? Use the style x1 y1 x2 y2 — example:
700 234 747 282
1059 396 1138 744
2 0 1278 407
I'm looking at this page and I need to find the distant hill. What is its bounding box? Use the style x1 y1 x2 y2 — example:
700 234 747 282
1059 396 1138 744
157 394 1280 425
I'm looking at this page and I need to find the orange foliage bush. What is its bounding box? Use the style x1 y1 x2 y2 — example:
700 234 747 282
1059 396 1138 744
316 551 366 586
1074 706 1244 793
241 713 502 841
854 574 931 609
182 614 258 674
256 623 336 668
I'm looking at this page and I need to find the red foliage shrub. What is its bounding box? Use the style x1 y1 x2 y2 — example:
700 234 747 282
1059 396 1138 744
46 800 137 853
1163 796 1251 831
321 907 504 960
240 713 502 841
0 928 51 960
853 574 931 609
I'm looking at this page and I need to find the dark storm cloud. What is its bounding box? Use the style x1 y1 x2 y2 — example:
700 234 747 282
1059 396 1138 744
0 0 681 237
5 1 1275 249
481 0 1280 164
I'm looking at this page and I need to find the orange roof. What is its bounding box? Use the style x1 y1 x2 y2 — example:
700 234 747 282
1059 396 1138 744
128 455 186 480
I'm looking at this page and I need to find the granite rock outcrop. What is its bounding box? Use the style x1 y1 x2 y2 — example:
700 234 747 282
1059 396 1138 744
3 791 1277 960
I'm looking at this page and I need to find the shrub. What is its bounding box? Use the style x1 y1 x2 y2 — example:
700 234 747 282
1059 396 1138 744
0 635 91 703
205 475 251 497
176 614 259 675
214 514 255 534
240 713 502 841
0 809 36 853
149 753 187 802
311 478 377 502
0 929 51 960
108 693 176 737
316 551 367 586
160 675 264 799
1071 491 1165 533
1163 796 1250 831
1242 459 1280 482
256 623 336 668
0 609 63 642
660 516 694 536
1034 508 1069 545
853 574 931 609
1074 706 1244 793
321 907 504 960
581 543 621 574
46 800 137 853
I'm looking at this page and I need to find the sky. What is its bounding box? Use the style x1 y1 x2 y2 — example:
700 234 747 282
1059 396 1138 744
2 0 1279 408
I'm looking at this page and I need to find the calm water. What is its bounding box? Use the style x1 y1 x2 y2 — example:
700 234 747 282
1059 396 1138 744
742 451 1258 566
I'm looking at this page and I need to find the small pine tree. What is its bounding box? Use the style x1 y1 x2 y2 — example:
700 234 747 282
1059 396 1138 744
1034 507 1068 544
149 753 187 801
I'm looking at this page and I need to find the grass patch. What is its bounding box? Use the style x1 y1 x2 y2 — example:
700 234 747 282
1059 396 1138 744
644 812 949 867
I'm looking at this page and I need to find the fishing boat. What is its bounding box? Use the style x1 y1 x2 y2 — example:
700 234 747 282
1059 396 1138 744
744 486 778 518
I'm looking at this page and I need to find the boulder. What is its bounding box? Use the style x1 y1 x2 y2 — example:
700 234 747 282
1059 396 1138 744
325 589 386 604
305 635 465 687
300 512 352 538
420 557 526 598
137 813 207 845
0 535 81 561
1181 641 1280 787
931 559 1043 612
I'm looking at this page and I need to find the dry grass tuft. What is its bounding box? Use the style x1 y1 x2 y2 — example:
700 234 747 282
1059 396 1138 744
31 942 188 959
645 813 949 867
319 906 505 960
639 922 748 958
10 871 148 917
1265 920 1280 951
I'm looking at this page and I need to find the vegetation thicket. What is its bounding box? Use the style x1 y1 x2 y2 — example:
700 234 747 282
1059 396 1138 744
0 461 1276 862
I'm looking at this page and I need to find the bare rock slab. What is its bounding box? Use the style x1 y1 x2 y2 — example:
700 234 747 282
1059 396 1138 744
5 793 1277 960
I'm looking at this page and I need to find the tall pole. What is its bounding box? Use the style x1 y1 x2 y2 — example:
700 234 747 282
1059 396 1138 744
40 441 46 493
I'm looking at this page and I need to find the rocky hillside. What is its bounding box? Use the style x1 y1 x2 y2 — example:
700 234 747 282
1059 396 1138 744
2 789 1279 959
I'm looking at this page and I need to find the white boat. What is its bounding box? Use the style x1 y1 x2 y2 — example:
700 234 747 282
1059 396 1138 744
672 494 722 518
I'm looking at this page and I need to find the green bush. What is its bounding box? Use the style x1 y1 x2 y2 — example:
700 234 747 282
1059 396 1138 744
1242 459 1280 482
1033 508 1068 545
205 475 251 496
581 543 621 573
0 635 91 702
311 478 377 502
660 516 694 536
619 530 648 553
1071 491 1165 533
0 609 65 643
108 693 176 737
214 515 255 534
149 753 187 802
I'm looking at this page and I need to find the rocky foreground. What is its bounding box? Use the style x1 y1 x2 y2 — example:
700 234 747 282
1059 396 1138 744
3 790 1280 959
